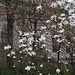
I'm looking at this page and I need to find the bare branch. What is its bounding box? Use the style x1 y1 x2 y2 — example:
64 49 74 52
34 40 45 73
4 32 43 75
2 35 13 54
0 0 6 6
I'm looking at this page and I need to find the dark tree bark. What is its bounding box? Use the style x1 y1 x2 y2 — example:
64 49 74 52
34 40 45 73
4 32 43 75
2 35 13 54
33 20 37 51
5 0 14 68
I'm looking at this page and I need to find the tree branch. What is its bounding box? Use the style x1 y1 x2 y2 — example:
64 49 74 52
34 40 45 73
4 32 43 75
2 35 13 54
0 0 6 6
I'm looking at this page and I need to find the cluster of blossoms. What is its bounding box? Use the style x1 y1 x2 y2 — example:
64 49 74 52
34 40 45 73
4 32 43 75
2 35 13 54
18 31 36 56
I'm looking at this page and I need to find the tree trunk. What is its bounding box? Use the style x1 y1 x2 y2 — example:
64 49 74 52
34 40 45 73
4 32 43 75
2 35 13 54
5 0 14 68
33 21 37 51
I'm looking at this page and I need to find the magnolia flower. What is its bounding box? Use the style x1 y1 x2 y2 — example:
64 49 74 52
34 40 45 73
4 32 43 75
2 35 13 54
41 26 47 30
29 41 32 45
18 31 22 35
47 60 49 62
7 54 11 57
4 45 11 50
57 38 63 43
40 46 43 48
39 73 42 75
31 66 36 69
51 2 57 8
58 61 61 63
46 20 51 23
13 56 16 59
58 29 64 33
28 37 34 41
48 73 50 75
47 35 50 37
36 40 38 42
48 57 51 59
66 69 69 72
41 35 46 41
25 48 28 51
25 66 31 71
28 52 32 56
39 38 42 41
32 63 34 65
19 51 22 54
23 32 29 36
19 44 27 48
19 39 23 43
60 13 65 17
28 47 32 51
11 51 16 55
51 25 56 28
40 64 43 67
31 51 36 56
18 60 20 63
13 65 15 68
45 32 48 34
30 31 35 35
42 44 46 47
56 69 60 74
53 34 61 38
29 61 31 64
21 57 23 58
36 5 42 11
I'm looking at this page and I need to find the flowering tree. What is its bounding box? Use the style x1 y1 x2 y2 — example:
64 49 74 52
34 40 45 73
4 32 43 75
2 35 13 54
1 0 55 74
48 1 75 74
0 0 75 75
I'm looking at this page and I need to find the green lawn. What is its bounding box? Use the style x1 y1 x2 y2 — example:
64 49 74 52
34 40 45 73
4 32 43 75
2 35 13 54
0 64 73 75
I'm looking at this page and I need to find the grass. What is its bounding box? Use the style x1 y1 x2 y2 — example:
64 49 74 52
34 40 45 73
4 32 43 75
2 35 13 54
0 64 73 75
0 52 73 75
0 52 3 58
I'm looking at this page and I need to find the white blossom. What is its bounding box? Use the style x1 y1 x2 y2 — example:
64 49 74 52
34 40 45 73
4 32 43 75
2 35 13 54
18 60 21 63
4 45 11 50
23 32 29 36
53 34 61 38
73 54 75 56
39 38 42 41
13 65 15 68
46 20 51 23
18 31 22 35
19 51 22 54
41 35 46 41
7 54 11 57
51 25 56 28
28 52 32 56
28 47 32 51
25 66 31 71
57 38 63 43
36 5 42 11
56 69 61 74
32 63 34 65
64 4 70 10
63 20 68 25
60 13 65 17
31 51 36 56
28 37 34 41
19 44 27 48
29 41 32 45
56 1 65 7
58 29 64 33
41 26 47 30
48 57 51 59
13 56 16 59
42 44 46 47
51 2 57 8
39 73 42 75
11 51 16 55
40 64 43 67
68 9 74 15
